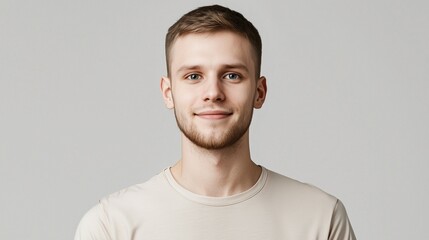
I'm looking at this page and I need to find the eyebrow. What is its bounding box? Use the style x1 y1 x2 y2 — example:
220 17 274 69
176 63 249 74
176 65 201 73
222 64 249 72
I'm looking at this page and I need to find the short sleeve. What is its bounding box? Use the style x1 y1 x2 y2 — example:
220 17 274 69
328 200 357 240
74 203 112 240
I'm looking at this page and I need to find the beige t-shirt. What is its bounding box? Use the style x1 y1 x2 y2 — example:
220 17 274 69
75 167 356 240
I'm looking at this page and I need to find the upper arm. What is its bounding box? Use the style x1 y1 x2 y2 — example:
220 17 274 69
74 203 112 240
328 200 357 240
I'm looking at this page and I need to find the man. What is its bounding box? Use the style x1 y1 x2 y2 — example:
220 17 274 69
75 5 356 240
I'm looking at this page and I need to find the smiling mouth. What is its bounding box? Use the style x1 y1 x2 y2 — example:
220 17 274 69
194 110 233 119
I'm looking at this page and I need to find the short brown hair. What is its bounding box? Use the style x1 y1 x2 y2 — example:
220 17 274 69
165 5 262 77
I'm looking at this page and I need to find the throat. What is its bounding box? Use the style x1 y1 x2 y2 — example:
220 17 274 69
170 159 262 197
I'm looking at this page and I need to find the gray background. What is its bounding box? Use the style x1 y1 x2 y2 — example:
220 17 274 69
1 0 428 239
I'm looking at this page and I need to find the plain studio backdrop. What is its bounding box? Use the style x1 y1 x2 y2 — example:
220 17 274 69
1 0 428 239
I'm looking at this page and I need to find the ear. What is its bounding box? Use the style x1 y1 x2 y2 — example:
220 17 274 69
253 76 267 109
160 76 174 109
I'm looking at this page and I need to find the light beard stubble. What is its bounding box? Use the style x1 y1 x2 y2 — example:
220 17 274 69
173 107 254 150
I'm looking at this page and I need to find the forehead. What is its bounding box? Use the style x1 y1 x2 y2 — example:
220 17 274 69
169 31 256 75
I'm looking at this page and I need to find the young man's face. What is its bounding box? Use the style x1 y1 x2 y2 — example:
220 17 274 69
161 31 266 149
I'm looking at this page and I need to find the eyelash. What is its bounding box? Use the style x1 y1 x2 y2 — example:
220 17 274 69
185 73 202 80
184 73 241 81
224 73 240 80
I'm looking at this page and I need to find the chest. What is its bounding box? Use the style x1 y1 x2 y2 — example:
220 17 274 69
111 203 331 240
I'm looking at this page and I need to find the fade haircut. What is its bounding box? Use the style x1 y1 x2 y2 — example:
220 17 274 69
165 5 262 77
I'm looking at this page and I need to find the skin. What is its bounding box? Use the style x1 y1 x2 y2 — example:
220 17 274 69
160 31 267 197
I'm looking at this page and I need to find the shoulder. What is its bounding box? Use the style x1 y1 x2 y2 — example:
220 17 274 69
262 168 356 239
263 168 339 211
99 170 171 211
75 170 170 239
265 168 338 200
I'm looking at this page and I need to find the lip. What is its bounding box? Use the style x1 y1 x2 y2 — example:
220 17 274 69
195 110 232 119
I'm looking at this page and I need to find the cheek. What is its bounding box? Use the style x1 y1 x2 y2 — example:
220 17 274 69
172 88 196 108
229 87 255 105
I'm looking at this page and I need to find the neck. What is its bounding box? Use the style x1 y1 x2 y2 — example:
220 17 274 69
170 131 261 197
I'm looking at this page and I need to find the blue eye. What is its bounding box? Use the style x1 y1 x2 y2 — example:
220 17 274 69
186 74 201 80
225 73 240 80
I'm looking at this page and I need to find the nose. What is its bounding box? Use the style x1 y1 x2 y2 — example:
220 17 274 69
203 76 225 102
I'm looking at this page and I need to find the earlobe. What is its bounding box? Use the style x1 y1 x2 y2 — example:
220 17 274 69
160 76 174 109
254 76 267 109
